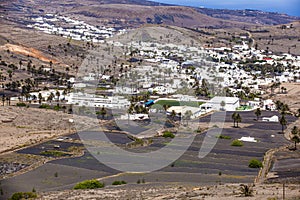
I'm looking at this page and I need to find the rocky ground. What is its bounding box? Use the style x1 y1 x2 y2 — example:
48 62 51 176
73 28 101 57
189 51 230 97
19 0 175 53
37 183 300 200
0 105 96 154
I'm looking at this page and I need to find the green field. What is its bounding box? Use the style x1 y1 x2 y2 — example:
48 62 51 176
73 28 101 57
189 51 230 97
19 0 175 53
155 100 203 107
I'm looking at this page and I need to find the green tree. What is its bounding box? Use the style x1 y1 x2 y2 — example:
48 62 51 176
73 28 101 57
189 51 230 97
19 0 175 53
7 70 12 80
9 192 37 200
232 112 238 127
291 126 300 150
38 93 43 104
56 90 60 102
47 92 55 103
73 179 104 190
170 110 176 121
184 110 193 125
220 100 226 111
248 159 262 168
163 104 170 111
19 60 22 70
279 115 287 133
254 108 261 121
236 113 242 127
99 106 107 120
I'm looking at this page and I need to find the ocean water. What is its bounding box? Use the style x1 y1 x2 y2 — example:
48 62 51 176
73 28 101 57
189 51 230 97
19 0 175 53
152 0 300 17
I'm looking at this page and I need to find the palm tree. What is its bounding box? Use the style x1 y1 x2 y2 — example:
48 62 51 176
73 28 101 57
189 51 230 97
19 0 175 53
47 92 55 103
56 90 60 102
163 104 170 111
184 110 193 126
281 104 289 115
254 108 261 121
236 113 242 128
99 106 107 120
38 93 43 104
291 126 300 150
279 115 287 133
170 110 176 121
62 89 67 101
19 60 22 70
6 96 10 106
232 112 238 128
220 100 226 111
127 105 133 124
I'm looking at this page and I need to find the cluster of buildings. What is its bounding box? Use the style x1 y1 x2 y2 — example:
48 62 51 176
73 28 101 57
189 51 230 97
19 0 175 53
20 18 300 121
27 14 126 43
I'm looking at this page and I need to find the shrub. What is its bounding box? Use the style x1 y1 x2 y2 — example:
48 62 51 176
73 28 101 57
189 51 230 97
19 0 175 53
53 105 60 111
248 159 263 168
162 131 175 138
231 140 243 147
217 135 231 139
16 102 26 107
40 150 68 157
39 104 51 109
9 192 37 200
112 180 127 185
73 179 104 190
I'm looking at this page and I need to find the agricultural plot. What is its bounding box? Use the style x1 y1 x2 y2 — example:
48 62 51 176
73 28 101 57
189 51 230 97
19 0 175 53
0 111 297 198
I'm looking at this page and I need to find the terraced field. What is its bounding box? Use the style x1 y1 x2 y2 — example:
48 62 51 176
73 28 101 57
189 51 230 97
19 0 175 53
0 111 297 199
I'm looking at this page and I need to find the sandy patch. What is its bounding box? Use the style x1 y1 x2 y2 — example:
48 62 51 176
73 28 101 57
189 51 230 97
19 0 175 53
0 43 57 63
0 106 95 154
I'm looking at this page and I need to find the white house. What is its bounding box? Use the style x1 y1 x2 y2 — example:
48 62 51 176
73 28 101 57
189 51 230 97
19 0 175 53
167 106 202 119
67 92 130 109
247 100 260 109
149 86 175 95
262 115 279 122
209 96 240 111
263 99 276 111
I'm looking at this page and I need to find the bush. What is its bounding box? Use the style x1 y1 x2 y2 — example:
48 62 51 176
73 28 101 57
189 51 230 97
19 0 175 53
217 135 231 139
9 192 37 200
39 104 51 109
248 159 263 168
16 102 26 107
53 105 60 111
162 131 175 138
73 179 104 190
231 140 243 147
112 180 127 185
40 150 69 157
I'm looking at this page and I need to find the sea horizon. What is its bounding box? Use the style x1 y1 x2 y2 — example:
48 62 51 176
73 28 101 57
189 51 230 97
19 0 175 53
151 0 300 17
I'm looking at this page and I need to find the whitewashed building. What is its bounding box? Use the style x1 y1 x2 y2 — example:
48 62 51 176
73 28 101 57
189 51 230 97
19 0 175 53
209 96 240 111
67 92 130 108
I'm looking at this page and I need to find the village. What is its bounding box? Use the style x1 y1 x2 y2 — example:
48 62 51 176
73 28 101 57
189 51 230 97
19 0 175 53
0 7 300 199
7 14 300 124
27 14 126 43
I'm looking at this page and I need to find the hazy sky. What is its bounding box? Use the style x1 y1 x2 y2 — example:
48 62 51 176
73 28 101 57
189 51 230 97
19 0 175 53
152 0 300 16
